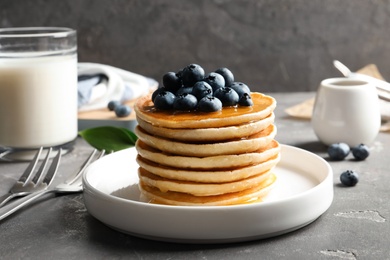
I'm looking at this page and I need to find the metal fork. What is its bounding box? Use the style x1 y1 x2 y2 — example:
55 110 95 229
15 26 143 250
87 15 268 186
0 147 61 207
0 149 105 221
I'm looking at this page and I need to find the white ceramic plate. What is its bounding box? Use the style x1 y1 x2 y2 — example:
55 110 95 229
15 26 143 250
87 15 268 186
82 145 333 243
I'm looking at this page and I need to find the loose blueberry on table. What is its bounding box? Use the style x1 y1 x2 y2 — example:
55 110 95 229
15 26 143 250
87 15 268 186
340 170 359 186
107 100 121 111
114 105 132 117
327 143 350 161
351 144 370 161
107 100 132 118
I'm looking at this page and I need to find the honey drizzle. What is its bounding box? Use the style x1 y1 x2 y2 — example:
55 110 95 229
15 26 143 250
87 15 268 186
137 93 275 122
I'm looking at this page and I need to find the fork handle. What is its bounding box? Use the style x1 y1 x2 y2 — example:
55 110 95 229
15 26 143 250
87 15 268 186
0 192 31 208
0 194 16 208
0 190 53 221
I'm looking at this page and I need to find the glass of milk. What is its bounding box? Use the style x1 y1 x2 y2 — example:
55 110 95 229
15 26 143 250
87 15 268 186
0 27 78 160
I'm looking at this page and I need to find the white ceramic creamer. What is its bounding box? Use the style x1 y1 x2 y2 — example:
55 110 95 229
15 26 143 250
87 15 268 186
312 78 381 146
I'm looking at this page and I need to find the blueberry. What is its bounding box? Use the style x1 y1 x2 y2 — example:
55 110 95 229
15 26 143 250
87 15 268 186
107 100 121 111
204 72 225 92
198 96 222 112
214 87 239 107
114 105 132 117
327 143 350 161
215 67 234 86
192 81 213 100
153 91 175 110
352 144 370 161
181 64 205 87
238 93 254 106
176 69 183 80
176 86 193 96
340 170 359 186
173 93 198 111
152 87 166 102
228 82 251 98
163 72 182 93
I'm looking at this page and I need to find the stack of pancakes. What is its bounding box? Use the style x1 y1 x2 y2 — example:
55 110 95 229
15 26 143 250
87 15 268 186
134 92 280 206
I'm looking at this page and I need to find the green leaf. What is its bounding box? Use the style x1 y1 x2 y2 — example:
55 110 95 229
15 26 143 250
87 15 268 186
78 126 138 152
120 127 138 144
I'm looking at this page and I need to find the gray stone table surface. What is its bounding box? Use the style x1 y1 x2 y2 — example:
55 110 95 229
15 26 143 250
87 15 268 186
0 92 389 259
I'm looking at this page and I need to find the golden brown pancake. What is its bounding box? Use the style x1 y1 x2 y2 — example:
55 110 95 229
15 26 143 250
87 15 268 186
134 124 277 157
136 113 275 142
138 173 277 206
134 92 276 129
136 139 280 169
136 153 280 183
138 168 273 196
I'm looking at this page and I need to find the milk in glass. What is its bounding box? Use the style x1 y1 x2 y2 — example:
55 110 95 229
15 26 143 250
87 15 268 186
0 54 78 148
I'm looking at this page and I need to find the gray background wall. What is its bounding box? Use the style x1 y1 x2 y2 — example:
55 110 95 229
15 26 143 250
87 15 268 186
1 0 390 93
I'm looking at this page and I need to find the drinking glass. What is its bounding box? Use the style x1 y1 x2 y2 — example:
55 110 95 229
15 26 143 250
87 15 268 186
0 27 78 160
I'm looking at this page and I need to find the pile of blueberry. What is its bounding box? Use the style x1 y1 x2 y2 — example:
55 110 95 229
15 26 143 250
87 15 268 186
152 64 253 112
327 143 370 187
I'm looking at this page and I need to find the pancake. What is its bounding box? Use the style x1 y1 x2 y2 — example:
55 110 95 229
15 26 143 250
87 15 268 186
134 124 277 157
134 88 279 206
136 112 275 142
136 139 280 169
134 92 276 129
139 168 273 196
136 153 280 183
138 173 277 206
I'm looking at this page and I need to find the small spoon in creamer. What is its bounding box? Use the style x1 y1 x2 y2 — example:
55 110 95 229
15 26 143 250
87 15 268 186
333 60 390 102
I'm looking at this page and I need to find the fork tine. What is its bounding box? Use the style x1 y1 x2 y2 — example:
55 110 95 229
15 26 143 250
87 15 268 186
67 149 105 185
18 147 43 184
40 149 62 187
0 148 61 209
97 150 106 159
73 149 105 185
30 148 52 186
64 149 96 185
